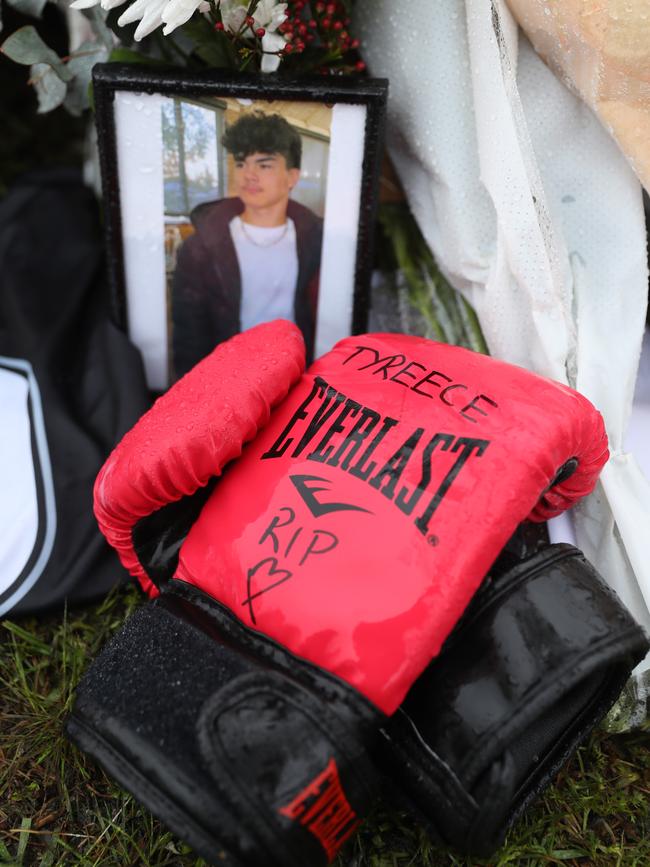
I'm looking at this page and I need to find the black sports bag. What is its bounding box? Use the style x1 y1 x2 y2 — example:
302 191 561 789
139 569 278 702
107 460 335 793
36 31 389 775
0 168 150 616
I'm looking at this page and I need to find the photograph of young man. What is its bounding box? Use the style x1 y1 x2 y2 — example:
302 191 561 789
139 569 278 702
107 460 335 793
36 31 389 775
171 111 324 378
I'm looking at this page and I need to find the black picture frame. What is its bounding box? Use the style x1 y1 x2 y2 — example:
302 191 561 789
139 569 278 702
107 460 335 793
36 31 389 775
92 63 388 390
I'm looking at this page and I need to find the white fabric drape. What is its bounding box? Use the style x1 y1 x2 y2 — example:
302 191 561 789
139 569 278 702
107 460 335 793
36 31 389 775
356 0 650 702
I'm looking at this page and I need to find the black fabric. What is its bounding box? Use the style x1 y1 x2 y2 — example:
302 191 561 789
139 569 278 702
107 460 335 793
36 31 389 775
378 543 649 856
0 168 151 616
66 583 381 867
131 478 218 587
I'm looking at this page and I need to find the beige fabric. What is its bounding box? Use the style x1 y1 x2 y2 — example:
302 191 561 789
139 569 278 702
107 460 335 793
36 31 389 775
506 0 650 192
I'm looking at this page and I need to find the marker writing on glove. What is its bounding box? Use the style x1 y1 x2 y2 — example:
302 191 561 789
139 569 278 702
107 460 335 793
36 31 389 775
342 344 499 423
244 505 340 623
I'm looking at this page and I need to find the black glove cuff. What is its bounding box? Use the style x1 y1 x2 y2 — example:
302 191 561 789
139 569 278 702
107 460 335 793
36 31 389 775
380 543 649 856
66 583 382 866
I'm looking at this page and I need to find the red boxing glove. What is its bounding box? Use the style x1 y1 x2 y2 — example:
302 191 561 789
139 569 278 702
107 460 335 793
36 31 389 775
74 322 609 866
96 324 607 714
94 319 306 597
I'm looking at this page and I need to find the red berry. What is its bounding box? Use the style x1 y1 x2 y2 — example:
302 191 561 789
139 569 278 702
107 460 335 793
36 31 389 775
298 22 307 35
333 20 343 30
350 37 360 49
315 2 325 13
355 60 366 71
326 2 336 14
308 18 317 28
305 32 315 42
214 20 224 30
322 16 331 27
283 42 294 53
245 14 254 25
255 27 265 37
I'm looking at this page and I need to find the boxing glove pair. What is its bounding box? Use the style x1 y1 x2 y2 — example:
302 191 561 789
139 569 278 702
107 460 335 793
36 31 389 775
66 321 648 864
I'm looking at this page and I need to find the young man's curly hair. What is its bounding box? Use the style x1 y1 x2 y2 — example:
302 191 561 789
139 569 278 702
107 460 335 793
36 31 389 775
222 111 302 170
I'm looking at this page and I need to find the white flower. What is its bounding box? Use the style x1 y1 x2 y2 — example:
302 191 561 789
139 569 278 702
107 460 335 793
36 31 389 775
161 0 209 36
70 0 129 11
119 0 169 40
68 0 287 54
256 0 287 31
219 0 247 33
219 0 288 71
261 30 285 72
219 0 287 37
69 0 208 39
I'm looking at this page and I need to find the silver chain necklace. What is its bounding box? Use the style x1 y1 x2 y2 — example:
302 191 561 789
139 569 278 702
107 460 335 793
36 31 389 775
239 218 290 248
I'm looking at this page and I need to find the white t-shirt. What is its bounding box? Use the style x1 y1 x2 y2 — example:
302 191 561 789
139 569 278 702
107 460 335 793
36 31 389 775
229 216 299 331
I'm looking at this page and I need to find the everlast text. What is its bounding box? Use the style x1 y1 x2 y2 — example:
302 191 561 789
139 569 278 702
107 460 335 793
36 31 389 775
261 375 490 536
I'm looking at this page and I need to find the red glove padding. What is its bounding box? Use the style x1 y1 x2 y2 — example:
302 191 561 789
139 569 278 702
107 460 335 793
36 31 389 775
94 320 305 596
96 325 608 714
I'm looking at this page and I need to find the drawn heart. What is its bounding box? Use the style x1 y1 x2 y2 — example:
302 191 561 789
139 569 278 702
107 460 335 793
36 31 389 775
243 557 293 624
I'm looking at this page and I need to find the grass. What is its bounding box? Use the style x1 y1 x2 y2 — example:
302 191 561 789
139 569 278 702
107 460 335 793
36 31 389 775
2 586 650 866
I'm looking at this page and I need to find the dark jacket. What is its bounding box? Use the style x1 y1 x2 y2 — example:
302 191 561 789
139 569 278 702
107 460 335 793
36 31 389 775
171 197 322 378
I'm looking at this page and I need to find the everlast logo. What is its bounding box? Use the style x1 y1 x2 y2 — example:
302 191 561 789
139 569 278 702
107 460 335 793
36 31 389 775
261 375 489 537
279 758 359 860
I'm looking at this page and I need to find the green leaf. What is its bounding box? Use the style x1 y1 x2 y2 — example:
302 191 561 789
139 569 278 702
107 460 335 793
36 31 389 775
1 622 51 654
5 0 48 19
30 62 68 112
1 26 73 82
179 17 237 68
63 40 109 115
37 849 55 867
16 818 31 863
108 46 167 65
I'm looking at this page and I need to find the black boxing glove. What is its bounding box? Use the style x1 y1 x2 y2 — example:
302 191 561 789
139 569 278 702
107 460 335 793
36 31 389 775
68 323 613 865
378 539 649 857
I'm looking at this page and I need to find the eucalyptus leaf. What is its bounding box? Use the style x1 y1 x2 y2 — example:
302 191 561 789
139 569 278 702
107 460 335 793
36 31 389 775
81 5 116 50
2 26 73 81
64 40 109 115
6 0 48 20
30 61 68 112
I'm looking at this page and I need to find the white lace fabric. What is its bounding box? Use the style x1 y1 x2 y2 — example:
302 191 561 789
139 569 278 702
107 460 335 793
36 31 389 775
356 0 650 721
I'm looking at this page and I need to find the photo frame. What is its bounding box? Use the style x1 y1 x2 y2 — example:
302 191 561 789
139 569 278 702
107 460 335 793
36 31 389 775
92 63 388 391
